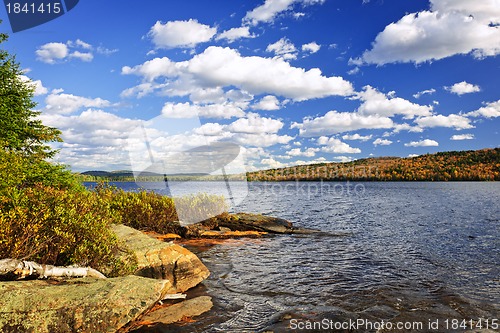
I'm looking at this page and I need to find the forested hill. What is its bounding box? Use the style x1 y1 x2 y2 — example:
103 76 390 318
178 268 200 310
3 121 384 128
247 148 500 181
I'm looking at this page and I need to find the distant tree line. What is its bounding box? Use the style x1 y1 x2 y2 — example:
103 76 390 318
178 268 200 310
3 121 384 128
246 148 500 181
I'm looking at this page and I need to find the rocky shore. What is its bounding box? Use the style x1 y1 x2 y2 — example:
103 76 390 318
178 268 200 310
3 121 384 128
0 213 314 333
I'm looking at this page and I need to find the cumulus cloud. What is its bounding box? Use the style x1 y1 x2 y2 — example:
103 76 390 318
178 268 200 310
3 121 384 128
44 91 112 114
342 133 372 141
354 0 500 65
233 133 293 147
373 138 393 146
317 136 361 154
467 100 500 118
286 147 319 157
252 95 281 110
69 51 93 62
36 39 111 64
19 75 48 96
292 110 393 137
243 0 325 25
148 19 217 49
261 157 287 169
404 139 439 147
227 112 283 134
39 109 142 170
445 81 481 95
36 43 68 64
216 26 256 42
415 114 474 130
266 37 298 60
161 102 245 119
188 47 353 100
451 134 474 140
244 0 295 25
302 41 321 54
123 46 353 101
357 85 433 119
122 57 180 81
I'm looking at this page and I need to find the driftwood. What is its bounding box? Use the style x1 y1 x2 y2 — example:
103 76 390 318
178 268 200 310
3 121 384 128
0 259 106 280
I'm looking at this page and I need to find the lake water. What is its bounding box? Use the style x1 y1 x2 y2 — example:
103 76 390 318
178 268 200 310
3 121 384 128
92 181 500 332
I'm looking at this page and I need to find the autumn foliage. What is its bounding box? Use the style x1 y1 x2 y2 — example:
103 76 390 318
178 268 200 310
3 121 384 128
247 148 500 181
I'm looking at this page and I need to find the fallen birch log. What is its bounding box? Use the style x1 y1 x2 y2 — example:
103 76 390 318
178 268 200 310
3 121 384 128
0 259 106 280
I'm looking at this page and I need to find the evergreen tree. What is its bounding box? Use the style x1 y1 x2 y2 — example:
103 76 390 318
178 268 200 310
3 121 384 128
0 30 61 159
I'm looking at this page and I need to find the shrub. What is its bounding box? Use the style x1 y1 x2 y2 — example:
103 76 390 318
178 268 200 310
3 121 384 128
0 184 136 277
94 183 228 234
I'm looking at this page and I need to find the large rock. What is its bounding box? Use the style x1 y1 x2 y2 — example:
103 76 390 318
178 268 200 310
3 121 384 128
112 224 210 293
191 212 321 235
0 276 168 333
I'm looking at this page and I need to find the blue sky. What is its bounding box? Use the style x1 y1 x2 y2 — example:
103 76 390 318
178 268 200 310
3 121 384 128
2 0 499 172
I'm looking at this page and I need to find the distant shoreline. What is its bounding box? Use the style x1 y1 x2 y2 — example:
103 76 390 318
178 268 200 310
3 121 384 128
77 147 500 182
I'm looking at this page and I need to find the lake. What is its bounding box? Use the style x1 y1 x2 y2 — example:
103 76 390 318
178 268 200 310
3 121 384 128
89 181 500 332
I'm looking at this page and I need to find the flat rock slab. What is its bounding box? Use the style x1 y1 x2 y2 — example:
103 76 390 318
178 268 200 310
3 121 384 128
112 224 210 293
0 276 168 333
138 296 213 326
219 213 320 234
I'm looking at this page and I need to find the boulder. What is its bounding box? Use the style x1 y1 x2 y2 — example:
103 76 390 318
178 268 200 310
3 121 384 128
0 276 168 333
112 224 210 293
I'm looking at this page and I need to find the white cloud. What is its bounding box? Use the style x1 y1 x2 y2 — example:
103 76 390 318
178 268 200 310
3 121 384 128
467 100 500 118
122 57 180 81
357 85 433 119
286 147 319 157
252 95 281 110
19 75 48 96
413 88 436 99
354 0 500 65
44 91 111 114
161 102 245 119
243 0 325 25
451 134 474 140
36 39 104 64
216 26 256 42
261 157 287 169
445 81 481 95
373 138 393 146
302 41 321 54
342 133 372 141
192 123 226 136
69 51 93 62
292 110 393 137
148 19 217 49
187 46 354 100
317 136 361 154
404 139 439 147
415 114 474 130
266 37 297 60
408 154 419 158
39 109 142 170
122 46 353 101
36 43 68 64
243 0 296 25
227 112 283 134
234 133 293 147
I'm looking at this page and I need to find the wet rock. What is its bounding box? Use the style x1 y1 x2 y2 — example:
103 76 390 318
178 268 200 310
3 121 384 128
136 296 213 327
0 276 169 333
181 213 320 238
112 224 210 293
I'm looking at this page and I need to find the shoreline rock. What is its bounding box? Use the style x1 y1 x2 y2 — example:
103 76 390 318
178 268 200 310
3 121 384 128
181 212 320 238
112 224 210 293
